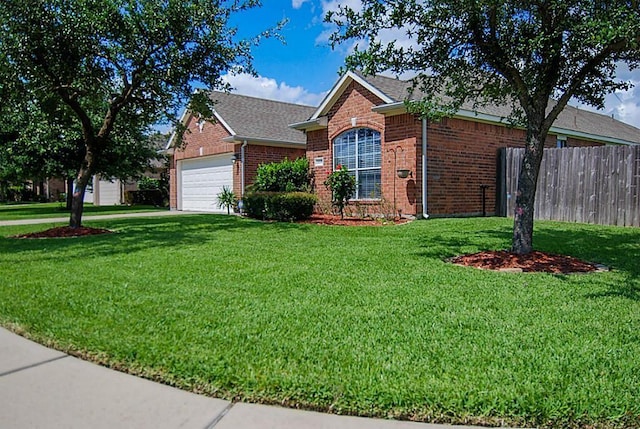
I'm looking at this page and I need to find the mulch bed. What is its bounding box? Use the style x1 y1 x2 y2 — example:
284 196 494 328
13 226 113 239
300 214 412 226
450 250 604 274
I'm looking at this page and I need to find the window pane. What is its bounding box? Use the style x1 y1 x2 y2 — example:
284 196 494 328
358 129 381 169
357 170 381 199
334 131 356 170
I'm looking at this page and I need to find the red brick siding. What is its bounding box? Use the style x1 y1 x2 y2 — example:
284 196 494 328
382 113 422 216
308 81 422 215
425 117 604 216
238 145 306 197
306 128 331 203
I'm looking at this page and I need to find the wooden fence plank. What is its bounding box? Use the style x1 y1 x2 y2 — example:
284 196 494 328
504 145 640 227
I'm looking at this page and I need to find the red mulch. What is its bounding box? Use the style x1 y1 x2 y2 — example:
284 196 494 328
13 226 113 239
300 214 411 226
450 250 602 274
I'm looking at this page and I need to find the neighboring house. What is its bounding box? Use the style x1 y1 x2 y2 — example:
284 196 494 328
292 72 640 217
83 176 124 206
166 91 315 212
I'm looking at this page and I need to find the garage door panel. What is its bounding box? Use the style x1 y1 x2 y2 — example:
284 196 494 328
180 155 233 212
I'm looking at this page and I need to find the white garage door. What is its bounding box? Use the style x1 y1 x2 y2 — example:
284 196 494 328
97 179 121 205
179 154 233 212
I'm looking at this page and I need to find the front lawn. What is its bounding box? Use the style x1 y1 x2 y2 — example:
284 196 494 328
1 216 639 428
0 202 167 221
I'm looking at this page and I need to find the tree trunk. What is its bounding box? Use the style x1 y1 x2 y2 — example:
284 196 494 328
511 130 545 254
66 177 73 210
70 165 92 228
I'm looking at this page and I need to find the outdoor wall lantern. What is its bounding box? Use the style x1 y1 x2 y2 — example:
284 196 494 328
231 153 239 164
396 169 412 179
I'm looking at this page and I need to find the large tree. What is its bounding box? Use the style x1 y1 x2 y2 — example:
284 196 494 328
328 0 640 254
0 83 158 205
0 0 267 227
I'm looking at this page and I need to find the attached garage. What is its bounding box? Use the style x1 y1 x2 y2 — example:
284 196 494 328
178 154 233 212
167 91 314 212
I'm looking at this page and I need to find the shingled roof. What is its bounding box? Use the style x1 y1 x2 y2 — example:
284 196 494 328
361 73 640 145
209 91 316 145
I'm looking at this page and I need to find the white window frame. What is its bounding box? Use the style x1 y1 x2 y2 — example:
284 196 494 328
332 128 381 200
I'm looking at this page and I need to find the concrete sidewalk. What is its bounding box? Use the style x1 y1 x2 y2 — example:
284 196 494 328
0 210 197 226
0 328 491 429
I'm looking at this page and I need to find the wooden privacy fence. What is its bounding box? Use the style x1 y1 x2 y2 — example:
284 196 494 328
500 145 640 227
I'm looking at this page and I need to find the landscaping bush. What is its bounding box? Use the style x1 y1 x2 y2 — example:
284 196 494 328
132 174 169 206
324 165 356 219
243 191 317 221
137 176 161 190
254 158 312 192
124 189 165 206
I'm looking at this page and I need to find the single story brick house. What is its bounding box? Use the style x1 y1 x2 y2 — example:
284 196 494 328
292 72 640 217
169 72 640 216
167 92 315 212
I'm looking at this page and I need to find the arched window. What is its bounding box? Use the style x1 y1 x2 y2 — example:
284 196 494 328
333 128 381 199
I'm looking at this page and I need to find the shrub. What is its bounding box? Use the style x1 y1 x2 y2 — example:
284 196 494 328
243 192 317 221
124 189 165 206
217 186 236 215
254 158 312 192
324 165 356 219
138 176 160 190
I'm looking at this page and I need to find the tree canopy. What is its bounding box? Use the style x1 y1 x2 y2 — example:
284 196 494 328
329 0 640 253
0 0 269 226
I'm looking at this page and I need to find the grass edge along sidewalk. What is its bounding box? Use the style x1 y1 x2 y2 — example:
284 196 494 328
1 215 639 428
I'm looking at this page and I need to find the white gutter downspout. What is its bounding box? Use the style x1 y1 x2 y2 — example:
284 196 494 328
240 140 248 197
422 118 429 219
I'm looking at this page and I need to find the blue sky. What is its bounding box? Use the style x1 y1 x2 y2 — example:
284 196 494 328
220 0 640 129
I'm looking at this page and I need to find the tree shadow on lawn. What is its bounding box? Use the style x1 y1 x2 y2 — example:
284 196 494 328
0 214 299 259
0 204 69 219
0 203 165 220
415 219 640 301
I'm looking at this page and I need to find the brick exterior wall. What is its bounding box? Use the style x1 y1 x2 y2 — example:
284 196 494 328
308 80 605 217
426 118 604 216
240 145 306 197
307 81 423 216
170 113 306 209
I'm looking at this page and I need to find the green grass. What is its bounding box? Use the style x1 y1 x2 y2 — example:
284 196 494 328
0 202 167 221
1 216 639 428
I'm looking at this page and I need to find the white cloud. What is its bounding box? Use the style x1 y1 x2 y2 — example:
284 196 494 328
313 0 363 46
320 0 362 16
574 64 640 130
291 0 310 9
221 73 326 107
314 0 419 70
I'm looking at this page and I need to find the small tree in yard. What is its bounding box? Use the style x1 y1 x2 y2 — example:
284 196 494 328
0 0 277 228
324 165 356 219
217 186 237 215
329 0 640 254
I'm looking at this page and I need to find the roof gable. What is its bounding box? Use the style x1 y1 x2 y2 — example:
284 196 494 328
309 71 395 120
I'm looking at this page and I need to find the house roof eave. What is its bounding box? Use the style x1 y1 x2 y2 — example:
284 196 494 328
166 108 191 150
289 116 328 132
373 102 639 146
222 135 306 149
